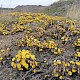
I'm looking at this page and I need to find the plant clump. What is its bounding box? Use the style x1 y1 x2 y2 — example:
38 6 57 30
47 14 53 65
11 50 38 71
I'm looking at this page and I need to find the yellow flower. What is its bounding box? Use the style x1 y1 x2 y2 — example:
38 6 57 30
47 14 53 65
78 39 80 42
70 61 75 65
17 63 21 68
68 71 72 76
22 50 30 59
0 57 3 60
77 52 80 57
11 62 14 66
1 49 5 52
53 60 56 63
16 53 21 59
62 61 65 65
31 64 35 68
7 48 10 51
17 63 23 70
26 54 30 58
76 43 80 46
22 54 26 59
16 58 21 62
33 69 37 73
44 75 47 78
12 58 15 62
61 36 65 40
54 51 58 55
11 62 16 68
53 60 57 66
54 62 58 66
74 42 77 45
72 68 77 73
74 53 78 57
44 60 47 63
21 60 29 70
58 48 61 54
76 62 80 66
30 62 36 68
66 69 69 72
55 47 57 50
39 48 43 52
65 37 68 41
31 55 36 60
48 44 52 49
57 60 61 65
54 73 59 77
64 63 68 67
35 62 38 66
67 63 70 67
59 76 63 79
22 50 28 54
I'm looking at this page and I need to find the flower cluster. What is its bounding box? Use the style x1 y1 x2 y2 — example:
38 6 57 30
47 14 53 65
11 50 38 71
74 52 80 59
74 38 80 51
0 48 10 61
17 35 62 55
0 12 79 36
53 59 80 79
61 35 71 44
